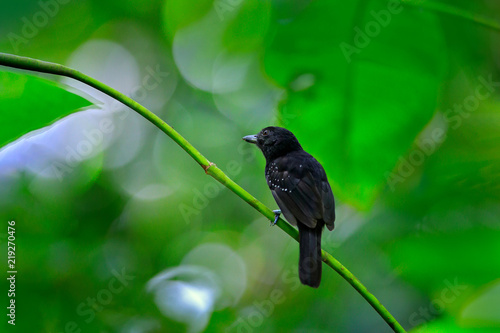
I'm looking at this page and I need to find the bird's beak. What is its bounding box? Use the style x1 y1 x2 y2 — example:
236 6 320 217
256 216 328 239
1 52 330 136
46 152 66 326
243 134 258 144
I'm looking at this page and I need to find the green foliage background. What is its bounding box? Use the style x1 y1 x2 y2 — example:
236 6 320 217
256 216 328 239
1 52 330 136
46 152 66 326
1 0 499 332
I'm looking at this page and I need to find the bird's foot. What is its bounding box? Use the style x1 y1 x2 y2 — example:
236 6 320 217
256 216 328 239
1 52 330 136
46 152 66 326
271 210 281 226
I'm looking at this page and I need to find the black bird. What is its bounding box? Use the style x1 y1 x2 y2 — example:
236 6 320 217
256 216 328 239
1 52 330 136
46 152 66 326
243 126 335 288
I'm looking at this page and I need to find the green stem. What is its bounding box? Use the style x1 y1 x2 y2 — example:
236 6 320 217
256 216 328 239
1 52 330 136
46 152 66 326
0 52 406 333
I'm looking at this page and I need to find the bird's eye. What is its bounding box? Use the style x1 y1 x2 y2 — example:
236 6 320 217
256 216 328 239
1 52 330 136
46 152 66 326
262 130 269 136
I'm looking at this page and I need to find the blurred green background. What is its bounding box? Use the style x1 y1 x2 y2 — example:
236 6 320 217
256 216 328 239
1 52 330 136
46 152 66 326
1 0 500 332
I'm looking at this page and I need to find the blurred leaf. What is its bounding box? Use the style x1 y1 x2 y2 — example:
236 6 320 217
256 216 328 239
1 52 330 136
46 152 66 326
460 279 500 327
0 71 92 149
388 229 500 292
410 315 500 332
163 0 214 39
264 0 447 209
412 103 500 206
222 0 271 53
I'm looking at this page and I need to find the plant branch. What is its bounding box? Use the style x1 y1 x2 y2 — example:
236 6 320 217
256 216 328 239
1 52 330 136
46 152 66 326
0 52 406 333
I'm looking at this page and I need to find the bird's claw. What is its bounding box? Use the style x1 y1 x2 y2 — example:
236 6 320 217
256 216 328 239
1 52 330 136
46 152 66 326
271 210 281 226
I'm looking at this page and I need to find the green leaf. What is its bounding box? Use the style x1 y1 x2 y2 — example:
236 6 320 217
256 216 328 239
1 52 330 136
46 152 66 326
388 229 500 292
410 315 500 333
0 70 92 148
163 0 270 54
163 0 214 40
460 280 500 327
264 0 447 209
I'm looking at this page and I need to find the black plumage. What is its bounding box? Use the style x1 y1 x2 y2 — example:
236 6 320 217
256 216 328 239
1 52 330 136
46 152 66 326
243 126 335 288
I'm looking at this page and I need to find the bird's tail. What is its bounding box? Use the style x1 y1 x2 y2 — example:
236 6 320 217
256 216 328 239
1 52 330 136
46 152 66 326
298 222 323 288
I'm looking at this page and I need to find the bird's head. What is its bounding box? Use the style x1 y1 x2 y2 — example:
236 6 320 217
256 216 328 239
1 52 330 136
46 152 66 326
243 126 303 160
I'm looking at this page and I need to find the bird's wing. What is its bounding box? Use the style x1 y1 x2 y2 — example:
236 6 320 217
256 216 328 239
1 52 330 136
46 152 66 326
321 179 335 230
267 157 323 228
